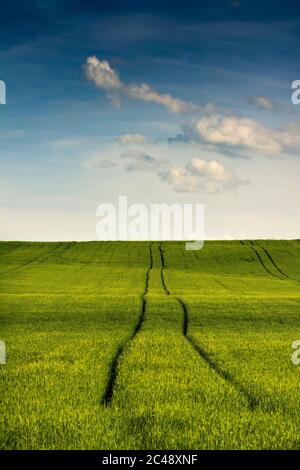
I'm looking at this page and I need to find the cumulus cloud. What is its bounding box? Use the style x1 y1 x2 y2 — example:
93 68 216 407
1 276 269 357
117 133 147 145
249 96 275 110
173 114 300 158
85 57 122 91
160 168 201 193
160 158 248 193
187 158 236 183
85 56 198 114
195 114 282 155
121 149 168 171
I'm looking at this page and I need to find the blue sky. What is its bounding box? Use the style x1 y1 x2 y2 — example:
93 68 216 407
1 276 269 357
0 0 300 240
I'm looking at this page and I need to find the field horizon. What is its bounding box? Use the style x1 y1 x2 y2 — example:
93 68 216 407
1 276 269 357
1 238 299 243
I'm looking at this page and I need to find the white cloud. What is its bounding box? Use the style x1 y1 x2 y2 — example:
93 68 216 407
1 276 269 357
85 57 122 91
187 158 236 183
85 56 198 114
195 114 282 156
160 158 248 193
159 167 200 192
170 111 300 158
126 83 197 114
176 113 300 158
117 133 147 145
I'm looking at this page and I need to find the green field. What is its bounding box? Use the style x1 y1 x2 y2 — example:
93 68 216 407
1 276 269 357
0 240 299 450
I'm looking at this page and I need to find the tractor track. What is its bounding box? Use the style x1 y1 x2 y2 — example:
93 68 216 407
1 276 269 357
177 298 258 411
159 242 259 411
261 247 300 284
248 243 282 280
104 241 262 410
158 242 170 295
102 243 153 406
242 241 300 285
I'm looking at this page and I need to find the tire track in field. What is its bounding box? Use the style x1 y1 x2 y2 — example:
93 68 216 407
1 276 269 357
177 298 258 410
102 243 153 406
159 242 258 411
248 242 283 280
261 247 300 284
247 241 300 284
158 242 170 295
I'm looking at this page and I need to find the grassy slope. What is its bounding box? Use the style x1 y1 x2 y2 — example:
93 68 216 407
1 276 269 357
163 241 300 449
0 240 299 449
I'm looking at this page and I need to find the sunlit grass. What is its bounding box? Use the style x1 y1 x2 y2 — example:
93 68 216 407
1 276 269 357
0 240 299 449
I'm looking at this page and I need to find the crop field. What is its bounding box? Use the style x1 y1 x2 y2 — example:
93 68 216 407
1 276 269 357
0 240 299 450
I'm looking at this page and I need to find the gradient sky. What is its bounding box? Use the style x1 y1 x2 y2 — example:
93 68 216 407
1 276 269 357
0 0 300 240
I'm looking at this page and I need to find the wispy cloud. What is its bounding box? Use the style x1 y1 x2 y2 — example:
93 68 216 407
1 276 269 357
121 149 168 172
84 150 117 169
248 96 275 110
85 56 198 114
